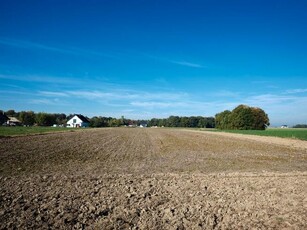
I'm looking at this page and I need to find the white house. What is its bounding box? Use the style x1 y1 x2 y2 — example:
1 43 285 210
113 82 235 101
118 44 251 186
66 114 90 128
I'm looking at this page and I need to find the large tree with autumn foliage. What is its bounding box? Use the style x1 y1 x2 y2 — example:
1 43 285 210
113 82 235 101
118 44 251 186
215 105 269 130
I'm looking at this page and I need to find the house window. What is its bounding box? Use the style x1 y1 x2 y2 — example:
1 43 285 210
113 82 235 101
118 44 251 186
73 119 77 123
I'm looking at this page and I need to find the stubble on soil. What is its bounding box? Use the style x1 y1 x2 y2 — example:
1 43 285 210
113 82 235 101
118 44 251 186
0 128 306 229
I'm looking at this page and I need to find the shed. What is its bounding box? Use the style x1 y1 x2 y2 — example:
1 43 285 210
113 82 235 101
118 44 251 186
7 117 22 126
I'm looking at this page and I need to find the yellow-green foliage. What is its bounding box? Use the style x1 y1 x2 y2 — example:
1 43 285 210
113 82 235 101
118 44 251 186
215 105 269 130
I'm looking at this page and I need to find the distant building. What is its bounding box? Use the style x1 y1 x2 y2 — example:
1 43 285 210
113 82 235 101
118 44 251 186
66 114 90 128
7 117 22 126
281 125 288 128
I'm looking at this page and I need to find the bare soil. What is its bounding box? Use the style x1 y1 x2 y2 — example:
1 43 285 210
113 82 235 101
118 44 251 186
0 128 306 229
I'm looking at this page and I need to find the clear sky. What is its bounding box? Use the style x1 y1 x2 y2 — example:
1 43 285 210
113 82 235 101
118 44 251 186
1 0 307 126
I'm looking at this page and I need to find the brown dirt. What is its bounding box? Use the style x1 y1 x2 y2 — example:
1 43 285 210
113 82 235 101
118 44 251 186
192 129 307 150
0 128 306 229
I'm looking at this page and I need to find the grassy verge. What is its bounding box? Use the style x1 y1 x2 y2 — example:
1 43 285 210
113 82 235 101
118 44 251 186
0 126 75 137
207 128 307 141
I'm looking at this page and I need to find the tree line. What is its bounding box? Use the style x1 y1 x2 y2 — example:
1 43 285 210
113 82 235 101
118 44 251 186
147 116 215 128
89 116 148 127
1 110 149 127
1 109 215 128
2 105 275 130
292 124 307 128
2 109 69 126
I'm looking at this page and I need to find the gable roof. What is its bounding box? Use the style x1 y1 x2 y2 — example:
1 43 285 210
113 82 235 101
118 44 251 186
73 114 90 123
8 117 21 123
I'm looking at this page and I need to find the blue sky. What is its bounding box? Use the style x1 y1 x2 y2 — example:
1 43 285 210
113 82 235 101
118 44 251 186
1 0 307 125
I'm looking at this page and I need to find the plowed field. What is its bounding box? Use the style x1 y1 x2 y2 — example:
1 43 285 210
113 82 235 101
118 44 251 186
1 128 306 229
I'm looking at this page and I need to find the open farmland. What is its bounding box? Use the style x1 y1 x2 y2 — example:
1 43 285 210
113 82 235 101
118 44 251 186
1 128 306 229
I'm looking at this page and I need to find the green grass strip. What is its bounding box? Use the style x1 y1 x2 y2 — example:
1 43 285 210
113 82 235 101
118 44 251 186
0 126 74 137
209 128 307 141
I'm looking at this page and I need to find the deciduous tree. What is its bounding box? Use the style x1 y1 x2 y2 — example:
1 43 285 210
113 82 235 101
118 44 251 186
215 105 269 130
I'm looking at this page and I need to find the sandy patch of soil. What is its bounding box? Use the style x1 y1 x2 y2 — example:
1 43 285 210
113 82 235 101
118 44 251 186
193 129 307 150
0 128 306 229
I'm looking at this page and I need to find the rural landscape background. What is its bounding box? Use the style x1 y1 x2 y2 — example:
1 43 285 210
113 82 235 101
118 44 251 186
1 0 307 229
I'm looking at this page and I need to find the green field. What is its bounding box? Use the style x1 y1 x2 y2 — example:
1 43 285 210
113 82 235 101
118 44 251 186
0 126 74 137
211 128 307 141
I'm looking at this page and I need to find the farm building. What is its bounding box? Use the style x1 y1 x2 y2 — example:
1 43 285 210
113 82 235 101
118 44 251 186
7 117 22 126
67 114 90 128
